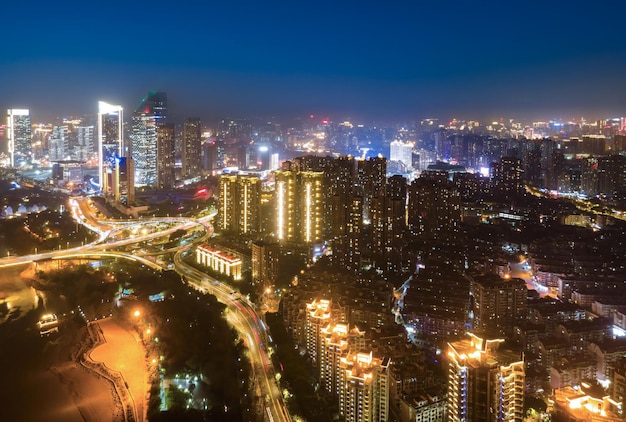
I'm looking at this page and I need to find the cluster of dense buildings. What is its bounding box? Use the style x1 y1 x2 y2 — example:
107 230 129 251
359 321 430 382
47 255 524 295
4 100 626 420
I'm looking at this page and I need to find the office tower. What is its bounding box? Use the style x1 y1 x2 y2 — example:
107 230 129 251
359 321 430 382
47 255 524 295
156 122 175 189
251 240 280 288
471 274 527 338
491 156 524 198
49 125 69 161
76 125 94 161
182 117 201 178
274 167 324 244
389 140 414 169
219 174 262 235
407 173 461 241
98 101 124 196
446 334 524 422
339 351 391 422
305 299 332 368
7 109 31 167
130 91 167 186
319 323 366 397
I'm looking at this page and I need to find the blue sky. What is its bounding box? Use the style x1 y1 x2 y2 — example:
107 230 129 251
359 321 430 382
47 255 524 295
2 0 626 123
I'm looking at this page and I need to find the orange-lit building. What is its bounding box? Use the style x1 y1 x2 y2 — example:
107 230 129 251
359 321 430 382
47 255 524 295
196 245 242 280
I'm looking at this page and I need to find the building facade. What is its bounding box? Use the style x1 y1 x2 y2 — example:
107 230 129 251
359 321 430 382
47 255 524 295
130 91 167 186
182 117 202 178
97 101 124 196
446 334 524 422
7 108 31 167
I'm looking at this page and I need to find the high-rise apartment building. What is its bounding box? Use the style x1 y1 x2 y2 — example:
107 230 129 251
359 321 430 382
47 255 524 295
7 109 31 167
339 351 391 422
471 274 527 338
251 240 280 288
597 154 626 199
408 173 461 241
491 156 524 197
319 323 366 397
98 101 124 196
371 175 407 273
130 92 167 186
182 117 202 178
219 174 262 235
331 194 363 272
446 334 524 422
274 166 324 244
305 299 332 368
357 156 386 220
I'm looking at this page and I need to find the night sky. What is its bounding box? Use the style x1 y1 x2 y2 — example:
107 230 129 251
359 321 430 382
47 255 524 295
2 0 626 124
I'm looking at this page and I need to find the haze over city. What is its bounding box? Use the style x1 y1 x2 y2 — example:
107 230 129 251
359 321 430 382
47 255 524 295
3 0 626 123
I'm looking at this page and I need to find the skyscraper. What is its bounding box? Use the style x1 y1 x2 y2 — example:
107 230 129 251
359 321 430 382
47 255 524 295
446 334 524 422
130 92 167 187
219 174 262 235
274 165 325 244
156 122 175 189
97 101 124 196
76 125 94 162
7 109 31 167
49 125 69 161
182 117 202 179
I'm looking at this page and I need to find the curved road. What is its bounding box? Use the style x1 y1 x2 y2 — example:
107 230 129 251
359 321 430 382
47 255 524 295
0 196 291 422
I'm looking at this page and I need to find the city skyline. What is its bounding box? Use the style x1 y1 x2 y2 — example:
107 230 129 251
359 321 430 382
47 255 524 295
2 0 626 123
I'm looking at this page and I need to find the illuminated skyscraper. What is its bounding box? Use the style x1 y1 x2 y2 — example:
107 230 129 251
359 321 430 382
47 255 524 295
446 334 524 422
7 109 31 167
130 92 167 186
274 166 324 244
182 117 202 178
97 101 124 195
219 174 262 235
